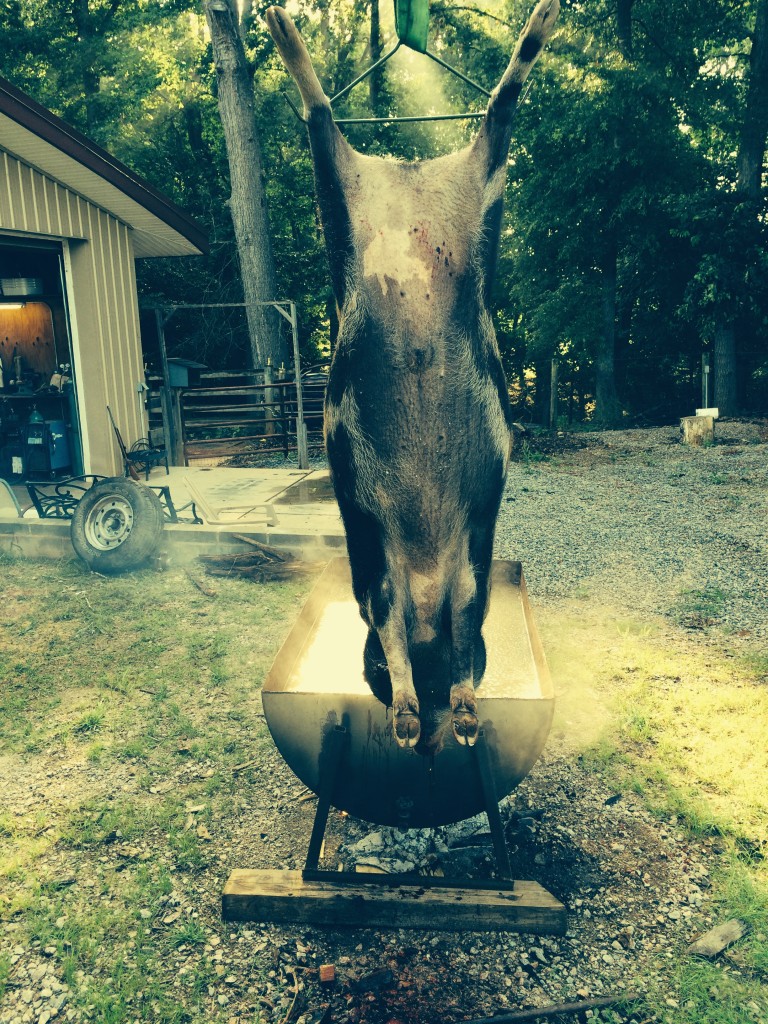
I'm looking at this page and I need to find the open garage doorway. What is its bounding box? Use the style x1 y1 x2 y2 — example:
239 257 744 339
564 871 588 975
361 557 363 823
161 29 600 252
0 236 84 481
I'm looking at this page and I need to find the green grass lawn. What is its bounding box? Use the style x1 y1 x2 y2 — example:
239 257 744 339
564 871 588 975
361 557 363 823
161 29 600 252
539 598 768 1024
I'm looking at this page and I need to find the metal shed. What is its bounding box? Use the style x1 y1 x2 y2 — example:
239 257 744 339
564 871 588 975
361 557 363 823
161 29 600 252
0 76 207 481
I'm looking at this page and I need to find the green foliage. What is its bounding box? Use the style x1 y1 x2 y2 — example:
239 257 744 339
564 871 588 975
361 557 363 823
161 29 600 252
0 0 765 408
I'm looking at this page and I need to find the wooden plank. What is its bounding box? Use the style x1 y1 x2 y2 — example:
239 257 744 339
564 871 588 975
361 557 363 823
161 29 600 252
222 869 566 934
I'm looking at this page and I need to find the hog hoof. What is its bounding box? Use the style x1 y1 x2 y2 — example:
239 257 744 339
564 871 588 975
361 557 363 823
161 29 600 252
451 705 479 746
528 0 560 42
394 711 421 748
393 696 420 748
264 7 296 47
450 688 479 746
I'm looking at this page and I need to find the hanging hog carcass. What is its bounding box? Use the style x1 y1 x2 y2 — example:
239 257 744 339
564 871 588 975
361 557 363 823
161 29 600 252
266 0 559 751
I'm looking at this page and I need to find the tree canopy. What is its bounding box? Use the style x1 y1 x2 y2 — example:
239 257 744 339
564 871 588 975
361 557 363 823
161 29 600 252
1 0 765 421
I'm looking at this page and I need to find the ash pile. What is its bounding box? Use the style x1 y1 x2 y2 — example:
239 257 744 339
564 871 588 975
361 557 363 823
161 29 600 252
336 802 542 879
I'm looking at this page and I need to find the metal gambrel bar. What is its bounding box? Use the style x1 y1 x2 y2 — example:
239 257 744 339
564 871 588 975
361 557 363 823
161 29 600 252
282 27 492 127
335 111 485 125
330 42 403 105
422 47 491 98
328 39 491 125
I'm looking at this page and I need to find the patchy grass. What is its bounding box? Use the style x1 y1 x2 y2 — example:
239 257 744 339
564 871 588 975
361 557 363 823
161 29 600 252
0 553 315 1022
540 599 768 1023
2 553 767 1023
673 587 729 630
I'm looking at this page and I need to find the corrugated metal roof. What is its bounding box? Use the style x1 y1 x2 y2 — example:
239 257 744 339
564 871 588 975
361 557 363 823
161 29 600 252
0 76 208 258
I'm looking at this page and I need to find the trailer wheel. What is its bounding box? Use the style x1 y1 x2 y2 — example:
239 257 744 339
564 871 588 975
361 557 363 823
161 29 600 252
70 477 164 573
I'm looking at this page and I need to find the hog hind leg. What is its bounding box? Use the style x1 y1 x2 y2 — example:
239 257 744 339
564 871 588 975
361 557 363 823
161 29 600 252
265 7 354 304
473 0 560 172
265 7 329 115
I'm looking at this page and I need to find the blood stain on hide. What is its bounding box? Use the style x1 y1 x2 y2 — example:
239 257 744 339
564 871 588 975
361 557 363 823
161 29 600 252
407 344 435 373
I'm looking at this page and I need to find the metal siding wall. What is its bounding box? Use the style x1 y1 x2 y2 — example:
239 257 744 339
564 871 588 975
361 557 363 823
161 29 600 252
0 149 89 238
0 148 145 475
0 153 13 225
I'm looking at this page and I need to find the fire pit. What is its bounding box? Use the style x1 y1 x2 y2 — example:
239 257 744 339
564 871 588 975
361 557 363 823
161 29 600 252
262 557 554 828
223 557 565 933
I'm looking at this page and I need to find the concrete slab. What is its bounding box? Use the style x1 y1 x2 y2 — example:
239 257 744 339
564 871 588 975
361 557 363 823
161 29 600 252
166 465 345 563
0 465 347 563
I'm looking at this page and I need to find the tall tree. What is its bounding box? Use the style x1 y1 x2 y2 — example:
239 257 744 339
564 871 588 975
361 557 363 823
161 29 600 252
204 0 286 370
713 0 768 414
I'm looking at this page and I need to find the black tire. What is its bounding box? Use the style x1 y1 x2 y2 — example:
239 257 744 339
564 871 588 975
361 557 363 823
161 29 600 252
70 477 164 573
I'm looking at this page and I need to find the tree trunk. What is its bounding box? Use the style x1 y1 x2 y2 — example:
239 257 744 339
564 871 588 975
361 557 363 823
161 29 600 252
533 358 550 426
72 0 105 134
204 0 286 370
713 0 768 414
594 236 623 426
591 8 632 428
369 0 384 115
736 0 768 200
714 323 737 416
616 0 634 61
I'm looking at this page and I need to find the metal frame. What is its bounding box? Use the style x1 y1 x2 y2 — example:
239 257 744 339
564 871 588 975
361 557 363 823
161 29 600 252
24 475 200 524
284 38 495 126
152 301 308 470
302 725 514 889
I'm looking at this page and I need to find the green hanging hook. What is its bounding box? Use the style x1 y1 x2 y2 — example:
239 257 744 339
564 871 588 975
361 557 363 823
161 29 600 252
283 0 502 125
394 0 430 53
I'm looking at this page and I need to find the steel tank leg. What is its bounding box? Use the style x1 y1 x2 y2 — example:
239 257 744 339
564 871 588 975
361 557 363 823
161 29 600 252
304 725 348 874
473 731 512 880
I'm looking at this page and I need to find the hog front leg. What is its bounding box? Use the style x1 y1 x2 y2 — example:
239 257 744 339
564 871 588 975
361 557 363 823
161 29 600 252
449 512 499 745
448 552 481 746
379 615 421 749
330 466 421 748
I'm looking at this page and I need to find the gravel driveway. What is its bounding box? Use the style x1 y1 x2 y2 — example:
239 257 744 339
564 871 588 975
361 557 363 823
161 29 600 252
497 420 768 642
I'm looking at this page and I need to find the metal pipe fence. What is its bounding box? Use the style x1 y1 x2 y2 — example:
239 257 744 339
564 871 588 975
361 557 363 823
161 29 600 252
147 373 327 466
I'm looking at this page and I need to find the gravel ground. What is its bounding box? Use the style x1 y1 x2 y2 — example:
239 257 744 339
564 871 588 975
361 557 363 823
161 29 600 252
2 420 767 1024
500 420 768 641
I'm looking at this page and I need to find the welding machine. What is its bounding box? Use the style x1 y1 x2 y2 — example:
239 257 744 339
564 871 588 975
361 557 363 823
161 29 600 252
25 411 71 476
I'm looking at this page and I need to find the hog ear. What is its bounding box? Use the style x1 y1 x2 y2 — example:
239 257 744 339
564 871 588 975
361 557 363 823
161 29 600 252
265 6 332 117
489 0 559 116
